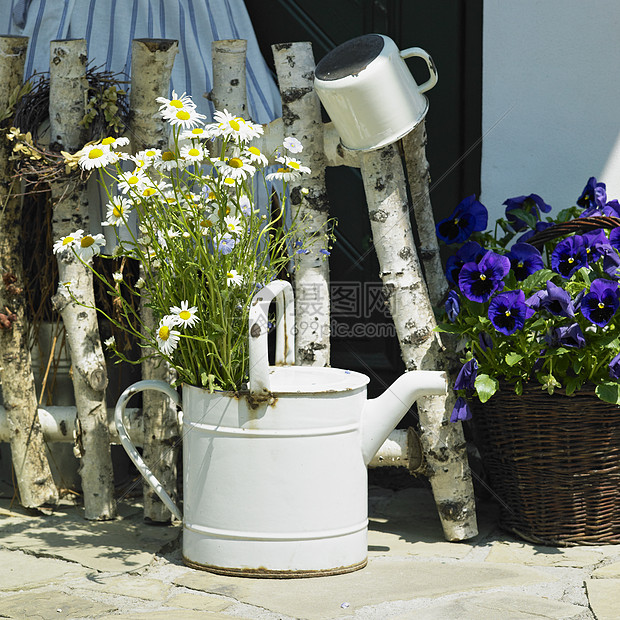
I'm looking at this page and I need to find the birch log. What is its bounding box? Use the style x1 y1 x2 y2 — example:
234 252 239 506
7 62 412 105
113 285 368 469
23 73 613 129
273 42 331 366
129 38 180 523
210 39 247 118
0 35 58 508
359 144 477 541
401 121 448 306
49 39 115 520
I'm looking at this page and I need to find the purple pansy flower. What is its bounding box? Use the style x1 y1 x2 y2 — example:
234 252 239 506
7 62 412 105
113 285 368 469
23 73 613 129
506 243 544 280
488 290 534 335
577 177 607 212
436 195 488 245
458 251 511 303
581 278 620 327
546 323 586 349
608 228 620 252
504 194 552 231
445 241 486 285
551 236 587 278
450 396 472 423
609 352 620 380
454 358 478 391
445 290 461 322
582 229 610 265
602 248 620 279
526 280 575 318
478 331 493 351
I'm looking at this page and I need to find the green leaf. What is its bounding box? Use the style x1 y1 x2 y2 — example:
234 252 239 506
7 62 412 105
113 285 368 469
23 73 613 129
505 352 523 366
521 268 554 292
508 208 537 229
595 382 620 405
475 374 499 403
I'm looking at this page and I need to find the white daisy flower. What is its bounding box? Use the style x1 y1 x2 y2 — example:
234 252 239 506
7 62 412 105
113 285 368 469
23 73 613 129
224 215 243 235
112 271 123 283
283 136 303 153
135 277 146 290
78 144 117 171
138 178 168 199
214 156 256 180
169 301 200 328
53 229 84 255
220 177 237 190
117 169 147 194
165 106 206 130
155 316 181 355
75 232 106 262
211 110 263 142
180 143 206 164
243 145 269 167
277 155 311 175
156 91 196 113
100 136 130 150
103 336 116 348
180 127 210 141
226 269 243 287
265 167 301 182
103 196 132 226
155 150 179 171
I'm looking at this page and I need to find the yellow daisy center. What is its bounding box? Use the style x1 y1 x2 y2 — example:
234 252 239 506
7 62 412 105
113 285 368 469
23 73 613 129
191 128 204 135
223 178 235 186
288 161 300 170
248 146 261 156
62 236 74 246
128 175 140 185
145 150 156 157
200 219 212 228
158 325 170 340
89 147 104 159
112 205 123 217
162 151 175 161
229 157 243 168
227 271 235 278
176 110 191 121
169 99 184 108
81 235 95 248
179 310 191 321
208 191 216 200
229 118 240 131
277 167 287 173
188 148 200 157
142 187 157 196
101 137 115 145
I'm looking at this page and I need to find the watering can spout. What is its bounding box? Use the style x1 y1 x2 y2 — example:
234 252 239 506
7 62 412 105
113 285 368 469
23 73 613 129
361 370 447 465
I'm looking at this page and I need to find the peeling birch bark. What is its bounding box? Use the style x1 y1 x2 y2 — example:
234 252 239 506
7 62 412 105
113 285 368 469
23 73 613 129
49 39 115 520
273 42 331 367
359 145 477 541
210 39 247 117
129 38 180 523
0 35 58 508
401 121 448 306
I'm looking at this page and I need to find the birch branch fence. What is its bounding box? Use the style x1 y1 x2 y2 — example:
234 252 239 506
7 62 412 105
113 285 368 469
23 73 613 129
0 35 477 541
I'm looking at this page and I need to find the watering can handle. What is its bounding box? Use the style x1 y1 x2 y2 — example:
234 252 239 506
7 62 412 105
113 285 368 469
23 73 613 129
248 279 295 397
400 46 438 94
114 380 182 521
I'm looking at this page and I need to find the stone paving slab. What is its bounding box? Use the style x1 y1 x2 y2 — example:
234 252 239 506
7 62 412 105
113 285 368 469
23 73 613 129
585 578 620 620
0 590 117 619
173 557 561 620
0 498 179 572
592 561 620 578
0 548 89 591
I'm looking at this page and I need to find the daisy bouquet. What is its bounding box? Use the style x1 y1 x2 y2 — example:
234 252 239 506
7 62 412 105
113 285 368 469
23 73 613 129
436 177 620 421
54 92 318 391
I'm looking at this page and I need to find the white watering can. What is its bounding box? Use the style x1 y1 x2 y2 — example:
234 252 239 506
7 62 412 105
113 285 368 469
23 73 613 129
115 280 447 577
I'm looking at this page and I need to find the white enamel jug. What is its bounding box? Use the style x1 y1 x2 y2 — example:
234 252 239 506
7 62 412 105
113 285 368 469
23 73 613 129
115 280 446 577
314 33 438 151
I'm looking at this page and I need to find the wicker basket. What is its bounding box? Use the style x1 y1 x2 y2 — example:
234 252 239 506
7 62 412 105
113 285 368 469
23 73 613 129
526 215 620 249
472 383 620 546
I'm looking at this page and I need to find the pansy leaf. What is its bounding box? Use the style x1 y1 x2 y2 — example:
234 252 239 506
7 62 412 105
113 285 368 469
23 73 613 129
565 376 582 396
474 373 499 403
521 268 554 291
595 382 620 405
505 352 523 366
507 208 538 229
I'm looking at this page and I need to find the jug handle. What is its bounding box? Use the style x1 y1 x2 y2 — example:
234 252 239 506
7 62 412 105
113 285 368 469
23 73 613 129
248 279 295 397
400 47 438 94
114 380 182 521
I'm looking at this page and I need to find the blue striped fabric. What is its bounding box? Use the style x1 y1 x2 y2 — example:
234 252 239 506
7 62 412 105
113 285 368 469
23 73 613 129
5 0 282 124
